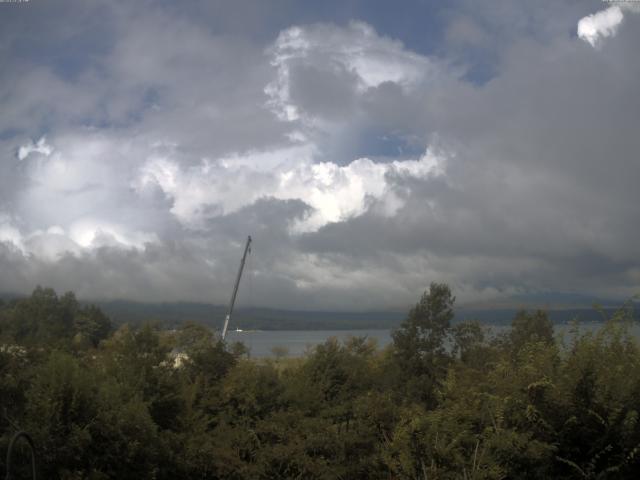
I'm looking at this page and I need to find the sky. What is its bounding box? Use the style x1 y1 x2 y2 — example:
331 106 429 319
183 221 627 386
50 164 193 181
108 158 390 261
0 0 639 310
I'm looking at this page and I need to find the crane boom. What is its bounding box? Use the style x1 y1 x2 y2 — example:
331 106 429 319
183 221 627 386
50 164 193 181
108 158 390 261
221 235 252 340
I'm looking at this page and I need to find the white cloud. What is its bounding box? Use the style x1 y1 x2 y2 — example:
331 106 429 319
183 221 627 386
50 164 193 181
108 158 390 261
17 137 53 161
138 145 446 232
577 6 624 47
68 219 157 249
0 212 157 263
0 215 26 253
265 22 437 123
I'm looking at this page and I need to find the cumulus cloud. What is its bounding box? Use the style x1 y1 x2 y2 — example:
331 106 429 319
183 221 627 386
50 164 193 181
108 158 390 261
0 215 25 253
138 145 445 232
265 21 442 124
578 5 624 47
17 137 53 161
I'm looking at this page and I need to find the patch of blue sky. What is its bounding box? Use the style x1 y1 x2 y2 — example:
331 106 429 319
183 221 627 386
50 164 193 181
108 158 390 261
323 128 425 165
0 128 22 141
353 130 424 161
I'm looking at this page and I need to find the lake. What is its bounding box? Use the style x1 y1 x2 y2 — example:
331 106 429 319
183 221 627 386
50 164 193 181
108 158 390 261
226 322 640 358
225 329 393 357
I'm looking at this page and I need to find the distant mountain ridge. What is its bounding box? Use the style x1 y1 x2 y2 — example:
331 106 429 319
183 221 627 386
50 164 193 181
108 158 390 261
2 292 636 331
93 300 406 330
94 300 637 331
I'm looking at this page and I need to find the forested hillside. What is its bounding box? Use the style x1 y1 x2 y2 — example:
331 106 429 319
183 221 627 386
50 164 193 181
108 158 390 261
1 285 639 479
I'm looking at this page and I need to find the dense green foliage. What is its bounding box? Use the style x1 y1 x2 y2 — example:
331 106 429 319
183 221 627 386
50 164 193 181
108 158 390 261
1 285 640 479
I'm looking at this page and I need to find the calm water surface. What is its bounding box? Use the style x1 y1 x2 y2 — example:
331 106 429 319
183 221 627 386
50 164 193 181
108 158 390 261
225 329 392 357
226 323 640 358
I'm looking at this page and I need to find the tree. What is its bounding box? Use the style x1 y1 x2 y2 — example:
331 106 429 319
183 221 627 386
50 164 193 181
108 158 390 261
392 282 455 406
23 351 162 478
451 320 486 364
510 310 554 355
0 288 113 347
74 305 112 347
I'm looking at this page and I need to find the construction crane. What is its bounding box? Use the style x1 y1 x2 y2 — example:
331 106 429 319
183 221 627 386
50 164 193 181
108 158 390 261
221 235 252 340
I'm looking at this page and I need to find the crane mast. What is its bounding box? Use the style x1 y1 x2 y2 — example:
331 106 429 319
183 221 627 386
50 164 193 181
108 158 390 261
221 235 252 340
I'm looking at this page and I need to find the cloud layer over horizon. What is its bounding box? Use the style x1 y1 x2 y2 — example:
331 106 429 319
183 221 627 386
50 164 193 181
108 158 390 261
1 0 639 310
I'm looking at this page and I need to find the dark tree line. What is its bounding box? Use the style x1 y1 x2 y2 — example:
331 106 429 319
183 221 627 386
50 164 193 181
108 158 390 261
1 284 639 479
